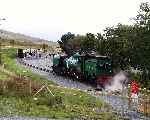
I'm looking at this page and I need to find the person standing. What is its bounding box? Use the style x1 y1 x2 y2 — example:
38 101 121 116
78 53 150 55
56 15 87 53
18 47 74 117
129 80 140 110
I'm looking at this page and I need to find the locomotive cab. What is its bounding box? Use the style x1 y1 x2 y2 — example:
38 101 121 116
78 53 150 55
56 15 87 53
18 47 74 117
96 56 113 88
83 55 113 87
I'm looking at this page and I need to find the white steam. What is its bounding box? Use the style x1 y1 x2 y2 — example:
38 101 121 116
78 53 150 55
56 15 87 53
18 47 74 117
105 71 128 92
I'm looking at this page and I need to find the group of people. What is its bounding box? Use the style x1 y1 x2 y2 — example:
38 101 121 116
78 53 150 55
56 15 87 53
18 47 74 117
23 49 42 58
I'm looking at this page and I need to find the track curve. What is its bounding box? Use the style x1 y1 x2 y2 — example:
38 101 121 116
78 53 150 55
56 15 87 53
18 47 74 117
18 57 150 120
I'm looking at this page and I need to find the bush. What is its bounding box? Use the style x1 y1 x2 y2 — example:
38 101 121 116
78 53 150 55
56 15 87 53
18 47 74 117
0 80 5 95
35 96 63 107
0 76 44 97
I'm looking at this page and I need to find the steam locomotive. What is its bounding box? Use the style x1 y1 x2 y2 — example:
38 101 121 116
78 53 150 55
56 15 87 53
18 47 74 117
17 48 113 88
52 53 113 88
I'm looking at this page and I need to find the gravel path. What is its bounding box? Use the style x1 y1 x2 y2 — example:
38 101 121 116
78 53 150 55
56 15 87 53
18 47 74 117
18 57 150 120
0 116 75 120
97 95 150 120
0 116 49 120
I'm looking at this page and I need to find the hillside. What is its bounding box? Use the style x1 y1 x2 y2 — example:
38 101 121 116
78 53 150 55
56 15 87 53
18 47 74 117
0 29 57 46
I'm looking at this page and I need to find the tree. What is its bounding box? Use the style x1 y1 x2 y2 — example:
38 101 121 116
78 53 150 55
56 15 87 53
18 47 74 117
99 24 136 70
134 2 150 29
96 33 105 55
129 2 150 88
67 35 85 54
58 32 75 55
81 33 96 53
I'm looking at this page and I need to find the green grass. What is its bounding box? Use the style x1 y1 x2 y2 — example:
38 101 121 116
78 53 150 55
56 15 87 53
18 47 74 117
2 48 55 85
0 48 121 119
0 71 9 80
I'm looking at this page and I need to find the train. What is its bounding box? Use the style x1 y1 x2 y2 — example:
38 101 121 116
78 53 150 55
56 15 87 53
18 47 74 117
17 48 113 88
52 53 113 88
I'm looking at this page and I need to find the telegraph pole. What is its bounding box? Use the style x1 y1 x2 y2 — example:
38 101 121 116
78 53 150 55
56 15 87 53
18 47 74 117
0 18 6 65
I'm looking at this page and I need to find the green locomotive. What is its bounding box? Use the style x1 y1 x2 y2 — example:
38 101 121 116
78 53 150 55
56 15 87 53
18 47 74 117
52 53 113 87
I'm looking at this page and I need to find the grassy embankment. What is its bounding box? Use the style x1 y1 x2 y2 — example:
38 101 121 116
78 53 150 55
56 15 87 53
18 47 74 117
0 48 121 119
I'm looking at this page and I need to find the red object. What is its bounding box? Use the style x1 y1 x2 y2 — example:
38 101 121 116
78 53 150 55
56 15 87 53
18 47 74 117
131 81 139 94
97 75 112 87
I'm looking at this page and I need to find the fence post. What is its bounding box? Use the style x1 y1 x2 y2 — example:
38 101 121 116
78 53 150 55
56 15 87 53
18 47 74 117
145 95 148 116
149 97 150 117
143 95 146 116
29 79 31 95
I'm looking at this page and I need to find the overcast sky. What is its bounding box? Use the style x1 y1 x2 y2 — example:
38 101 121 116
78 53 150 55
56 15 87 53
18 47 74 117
0 0 148 41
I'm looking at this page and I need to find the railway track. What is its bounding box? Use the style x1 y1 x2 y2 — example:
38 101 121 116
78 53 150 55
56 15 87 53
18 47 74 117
18 57 150 120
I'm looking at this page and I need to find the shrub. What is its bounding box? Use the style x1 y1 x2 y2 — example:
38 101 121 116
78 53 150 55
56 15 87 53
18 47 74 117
1 76 44 97
0 80 5 95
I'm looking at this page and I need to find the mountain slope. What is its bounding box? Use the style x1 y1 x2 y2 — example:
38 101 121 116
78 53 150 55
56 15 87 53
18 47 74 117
0 29 57 46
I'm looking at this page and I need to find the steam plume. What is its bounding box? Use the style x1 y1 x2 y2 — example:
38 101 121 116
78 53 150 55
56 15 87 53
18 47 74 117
105 71 128 92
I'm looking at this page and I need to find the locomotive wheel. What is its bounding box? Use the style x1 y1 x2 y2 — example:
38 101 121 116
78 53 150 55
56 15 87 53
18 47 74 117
69 68 83 80
75 72 83 81
69 68 74 78
86 75 96 85
73 72 79 80
53 66 62 75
